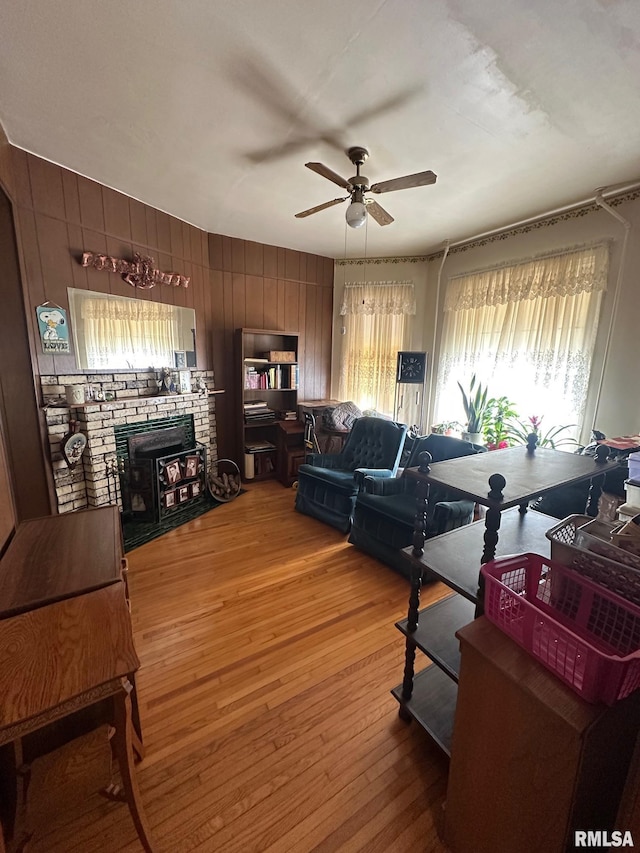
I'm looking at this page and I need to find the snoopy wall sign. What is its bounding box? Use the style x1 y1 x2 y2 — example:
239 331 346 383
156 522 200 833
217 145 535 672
36 302 70 354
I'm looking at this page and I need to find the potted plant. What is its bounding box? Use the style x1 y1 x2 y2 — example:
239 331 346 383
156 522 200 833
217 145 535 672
430 420 462 436
457 375 489 444
506 415 578 449
483 396 519 450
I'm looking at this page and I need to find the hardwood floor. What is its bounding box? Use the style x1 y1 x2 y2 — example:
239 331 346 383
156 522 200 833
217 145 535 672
27 481 452 852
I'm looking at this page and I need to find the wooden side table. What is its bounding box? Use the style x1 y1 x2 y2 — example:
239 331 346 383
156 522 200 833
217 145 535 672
0 508 155 851
276 420 305 487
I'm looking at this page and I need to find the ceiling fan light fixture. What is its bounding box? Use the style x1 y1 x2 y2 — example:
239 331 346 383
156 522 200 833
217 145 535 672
346 200 367 229
297 146 436 227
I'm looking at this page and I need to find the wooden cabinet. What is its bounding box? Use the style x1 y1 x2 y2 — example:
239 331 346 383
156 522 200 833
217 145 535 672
445 618 640 853
237 329 300 483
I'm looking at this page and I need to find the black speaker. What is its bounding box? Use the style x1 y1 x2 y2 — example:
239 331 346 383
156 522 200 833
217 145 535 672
396 351 427 384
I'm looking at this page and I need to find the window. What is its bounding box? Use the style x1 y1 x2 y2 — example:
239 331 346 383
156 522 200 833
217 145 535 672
435 243 609 435
338 281 415 415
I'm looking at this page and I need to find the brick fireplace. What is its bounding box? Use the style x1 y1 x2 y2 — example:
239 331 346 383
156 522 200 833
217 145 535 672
41 369 218 515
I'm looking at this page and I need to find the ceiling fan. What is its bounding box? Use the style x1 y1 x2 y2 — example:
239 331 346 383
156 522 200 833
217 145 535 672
295 146 437 228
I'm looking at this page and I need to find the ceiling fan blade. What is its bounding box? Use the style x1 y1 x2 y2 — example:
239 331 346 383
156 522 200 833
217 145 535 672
370 170 437 194
305 162 351 190
366 200 394 226
295 197 348 218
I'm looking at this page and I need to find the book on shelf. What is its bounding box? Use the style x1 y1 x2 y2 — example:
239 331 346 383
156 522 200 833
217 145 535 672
277 411 298 421
264 364 299 390
244 357 269 363
244 403 275 420
253 454 275 475
244 400 269 410
244 363 299 391
245 413 275 423
245 440 276 453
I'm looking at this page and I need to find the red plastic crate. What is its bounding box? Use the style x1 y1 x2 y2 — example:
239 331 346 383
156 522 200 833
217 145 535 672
481 553 640 704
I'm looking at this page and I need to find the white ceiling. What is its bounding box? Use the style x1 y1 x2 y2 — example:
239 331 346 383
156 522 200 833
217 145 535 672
1 0 640 259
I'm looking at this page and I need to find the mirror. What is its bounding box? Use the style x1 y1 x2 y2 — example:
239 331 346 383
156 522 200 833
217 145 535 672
68 288 196 371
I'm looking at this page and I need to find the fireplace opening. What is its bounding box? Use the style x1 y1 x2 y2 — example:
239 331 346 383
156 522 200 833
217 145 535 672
128 426 189 461
118 418 207 526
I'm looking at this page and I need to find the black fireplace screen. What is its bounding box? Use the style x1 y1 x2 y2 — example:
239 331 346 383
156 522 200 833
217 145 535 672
115 416 206 523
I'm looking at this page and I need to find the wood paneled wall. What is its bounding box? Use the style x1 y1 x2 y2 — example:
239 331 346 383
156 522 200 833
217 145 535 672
208 234 334 460
8 150 212 379
4 147 333 470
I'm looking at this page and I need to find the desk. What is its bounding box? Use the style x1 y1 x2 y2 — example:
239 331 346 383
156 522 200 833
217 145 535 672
0 507 155 852
297 400 348 453
322 426 350 454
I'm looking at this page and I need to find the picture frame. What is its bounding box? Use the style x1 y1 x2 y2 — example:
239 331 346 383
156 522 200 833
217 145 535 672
162 459 182 485
178 485 190 502
36 303 70 354
190 481 201 498
129 464 150 487
183 454 200 479
178 369 191 393
174 350 187 369
163 489 176 508
131 492 148 513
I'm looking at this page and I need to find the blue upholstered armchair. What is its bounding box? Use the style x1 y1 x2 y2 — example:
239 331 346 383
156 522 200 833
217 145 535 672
294 416 407 533
348 433 486 578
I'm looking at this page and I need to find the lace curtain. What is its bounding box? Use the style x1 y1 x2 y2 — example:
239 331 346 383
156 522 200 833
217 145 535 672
435 243 609 434
80 297 180 369
340 281 416 315
338 281 415 415
444 243 609 310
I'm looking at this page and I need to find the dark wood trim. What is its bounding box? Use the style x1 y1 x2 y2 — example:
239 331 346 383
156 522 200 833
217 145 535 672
0 187 52 519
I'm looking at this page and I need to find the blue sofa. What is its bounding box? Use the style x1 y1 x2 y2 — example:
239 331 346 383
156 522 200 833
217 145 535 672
348 433 485 579
294 416 407 533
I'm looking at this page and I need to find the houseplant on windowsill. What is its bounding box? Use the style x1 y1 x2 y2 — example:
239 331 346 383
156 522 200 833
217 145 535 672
430 420 462 436
457 375 489 445
483 396 519 450
506 415 578 449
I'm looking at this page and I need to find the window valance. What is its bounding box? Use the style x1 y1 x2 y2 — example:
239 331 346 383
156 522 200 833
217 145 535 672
444 243 609 312
81 297 178 323
340 281 415 316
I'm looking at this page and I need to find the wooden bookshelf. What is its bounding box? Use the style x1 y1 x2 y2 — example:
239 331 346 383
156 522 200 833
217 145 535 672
237 329 300 483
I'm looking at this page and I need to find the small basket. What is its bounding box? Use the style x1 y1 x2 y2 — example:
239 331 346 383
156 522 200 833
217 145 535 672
207 458 241 503
482 553 640 704
267 350 296 363
546 514 640 606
